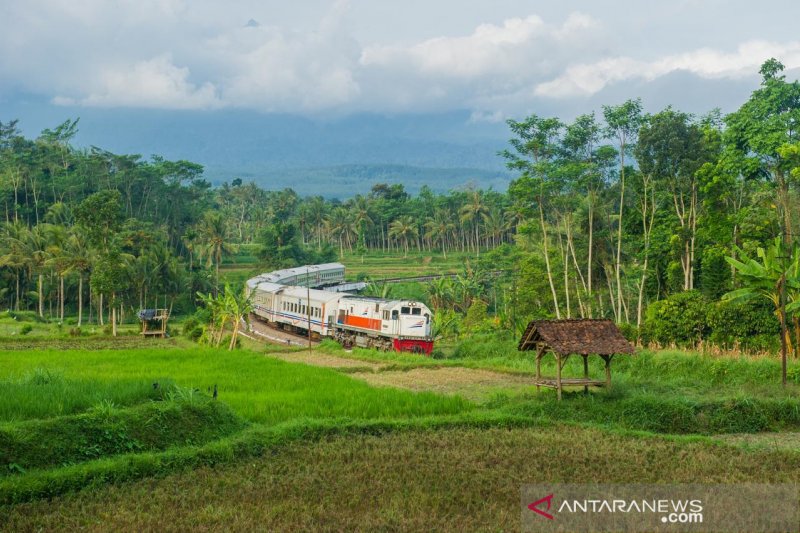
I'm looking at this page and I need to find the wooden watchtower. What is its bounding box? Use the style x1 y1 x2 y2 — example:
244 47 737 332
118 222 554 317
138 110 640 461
518 319 634 400
138 308 170 338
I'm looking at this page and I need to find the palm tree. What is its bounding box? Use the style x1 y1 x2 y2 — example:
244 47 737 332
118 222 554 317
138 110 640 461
43 224 69 322
326 207 355 259
459 191 488 256
26 225 49 318
0 221 29 310
62 230 91 327
306 196 327 250
425 209 455 259
181 227 199 272
196 211 235 294
389 216 418 258
482 208 507 248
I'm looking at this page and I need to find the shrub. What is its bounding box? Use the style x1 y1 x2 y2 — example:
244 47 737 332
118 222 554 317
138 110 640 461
644 291 709 346
616 322 639 343
19 324 33 336
707 299 779 352
182 316 200 336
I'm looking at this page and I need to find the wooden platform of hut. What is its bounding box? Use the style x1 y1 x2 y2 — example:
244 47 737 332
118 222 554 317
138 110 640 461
517 319 635 400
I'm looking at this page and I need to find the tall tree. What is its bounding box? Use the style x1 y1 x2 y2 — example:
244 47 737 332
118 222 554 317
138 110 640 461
503 114 564 318
603 98 643 322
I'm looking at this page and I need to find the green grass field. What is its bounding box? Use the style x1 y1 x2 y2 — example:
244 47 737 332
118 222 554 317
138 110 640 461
1 338 800 530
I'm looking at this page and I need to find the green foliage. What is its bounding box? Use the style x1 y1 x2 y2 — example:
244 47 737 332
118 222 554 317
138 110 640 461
19 324 32 335
644 291 710 346
700 244 731 299
73 190 122 249
707 299 780 351
0 396 245 474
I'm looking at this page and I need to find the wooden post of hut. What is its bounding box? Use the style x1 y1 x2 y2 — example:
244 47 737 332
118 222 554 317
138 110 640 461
517 319 634 400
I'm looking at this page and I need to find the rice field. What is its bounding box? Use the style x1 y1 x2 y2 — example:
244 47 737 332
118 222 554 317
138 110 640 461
2 338 800 529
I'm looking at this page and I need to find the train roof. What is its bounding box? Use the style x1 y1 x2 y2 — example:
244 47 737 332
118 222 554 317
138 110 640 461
274 284 344 303
339 294 431 309
246 262 344 288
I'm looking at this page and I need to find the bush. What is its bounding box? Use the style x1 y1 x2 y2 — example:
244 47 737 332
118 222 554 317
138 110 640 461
19 324 33 336
707 299 779 352
643 291 709 346
616 322 639 343
5 311 46 323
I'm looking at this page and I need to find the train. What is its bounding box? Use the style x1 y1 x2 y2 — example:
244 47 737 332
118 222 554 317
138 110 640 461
245 263 434 354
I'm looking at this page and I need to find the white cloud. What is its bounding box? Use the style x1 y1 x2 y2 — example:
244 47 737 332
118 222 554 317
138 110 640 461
57 55 221 109
2 2 800 115
535 40 800 98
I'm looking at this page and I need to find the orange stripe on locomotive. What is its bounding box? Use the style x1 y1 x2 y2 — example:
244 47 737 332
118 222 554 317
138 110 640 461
341 315 382 331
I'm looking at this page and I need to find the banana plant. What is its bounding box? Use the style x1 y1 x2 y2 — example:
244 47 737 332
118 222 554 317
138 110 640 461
724 237 800 354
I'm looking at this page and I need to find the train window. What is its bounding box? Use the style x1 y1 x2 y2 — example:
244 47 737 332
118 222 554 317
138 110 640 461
382 311 389 320
392 310 399 319
424 313 430 323
401 307 410 315
412 308 421 316
375 303 380 313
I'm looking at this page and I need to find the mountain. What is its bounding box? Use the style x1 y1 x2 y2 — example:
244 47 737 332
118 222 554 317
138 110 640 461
0 100 512 196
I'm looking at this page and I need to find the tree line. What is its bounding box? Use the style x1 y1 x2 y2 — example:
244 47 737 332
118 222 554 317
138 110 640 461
0 59 799 347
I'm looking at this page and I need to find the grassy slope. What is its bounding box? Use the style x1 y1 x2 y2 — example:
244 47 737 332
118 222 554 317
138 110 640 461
1 399 245 472
4 425 799 532
0 347 469 424
317 342 800 434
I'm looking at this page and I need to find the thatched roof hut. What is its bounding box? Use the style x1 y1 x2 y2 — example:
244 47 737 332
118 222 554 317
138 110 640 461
517 319 635 400
518 319 635 356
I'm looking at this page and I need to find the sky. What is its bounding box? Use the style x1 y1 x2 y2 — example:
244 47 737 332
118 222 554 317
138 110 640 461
2 0 799 123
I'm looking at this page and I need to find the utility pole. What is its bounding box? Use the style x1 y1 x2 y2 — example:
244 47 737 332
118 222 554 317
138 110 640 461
306 266 312 351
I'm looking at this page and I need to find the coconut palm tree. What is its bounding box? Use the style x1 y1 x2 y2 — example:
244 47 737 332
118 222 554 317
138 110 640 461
62 230 91 326
326 207 355 259
43 223 69 322
425 209 455 259
459 190 488 256
196 211 235 294
389 215 418 258
0 221 30 310
26 225 49 318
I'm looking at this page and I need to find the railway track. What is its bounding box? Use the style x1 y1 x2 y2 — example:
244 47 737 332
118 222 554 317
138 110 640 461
376 270 507 284
245 314 320 348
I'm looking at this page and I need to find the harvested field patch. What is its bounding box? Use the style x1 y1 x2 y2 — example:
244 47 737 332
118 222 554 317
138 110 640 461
5 425 799 532
351 366 535 400
268 351 386 371
716 432 800 452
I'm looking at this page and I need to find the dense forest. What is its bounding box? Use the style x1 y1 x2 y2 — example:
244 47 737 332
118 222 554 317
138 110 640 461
1 59 799 352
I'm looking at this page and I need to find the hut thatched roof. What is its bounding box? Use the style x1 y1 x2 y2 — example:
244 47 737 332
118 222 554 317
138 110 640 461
518 319 635 356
